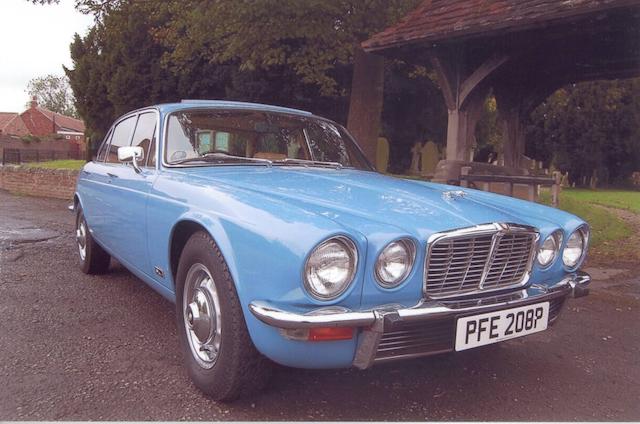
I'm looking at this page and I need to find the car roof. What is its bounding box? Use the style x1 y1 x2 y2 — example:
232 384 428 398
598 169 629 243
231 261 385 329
153 100 313 117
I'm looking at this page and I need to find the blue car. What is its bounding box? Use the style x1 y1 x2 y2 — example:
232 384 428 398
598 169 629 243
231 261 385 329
74 100 591 400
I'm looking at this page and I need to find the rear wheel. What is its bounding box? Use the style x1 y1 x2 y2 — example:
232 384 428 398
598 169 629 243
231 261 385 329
76 207 110 274
175 231 272 401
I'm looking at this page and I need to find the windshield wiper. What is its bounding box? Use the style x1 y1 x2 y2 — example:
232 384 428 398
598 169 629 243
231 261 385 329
273 158 343 169
171 153 272 167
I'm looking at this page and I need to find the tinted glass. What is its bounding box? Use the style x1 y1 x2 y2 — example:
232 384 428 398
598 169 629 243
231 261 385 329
131 112 156 167
106 115 136 163
164 110 370 170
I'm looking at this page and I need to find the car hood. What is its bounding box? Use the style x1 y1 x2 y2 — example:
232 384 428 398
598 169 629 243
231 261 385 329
179 166 576 238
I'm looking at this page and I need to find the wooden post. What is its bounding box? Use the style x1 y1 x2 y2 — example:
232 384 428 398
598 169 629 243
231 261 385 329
551 171 561 207
347 47 385 165
527 183 536 202
431 53 507 163
460 166 471 188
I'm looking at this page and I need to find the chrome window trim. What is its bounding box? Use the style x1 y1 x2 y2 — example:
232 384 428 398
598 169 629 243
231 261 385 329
95 127 113 162
423 222 540 300
104 113 139 164
130 109 160 170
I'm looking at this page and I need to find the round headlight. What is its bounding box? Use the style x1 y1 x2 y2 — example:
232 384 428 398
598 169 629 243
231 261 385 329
563 227 588 268
537 231 562 267
375 239 416 288
304 237 357 300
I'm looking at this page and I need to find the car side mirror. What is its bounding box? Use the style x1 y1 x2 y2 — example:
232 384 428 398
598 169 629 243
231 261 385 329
118 146 144 173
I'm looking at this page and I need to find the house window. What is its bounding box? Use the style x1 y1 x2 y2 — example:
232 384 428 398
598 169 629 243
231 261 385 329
65 135 70 139
75 136 80 140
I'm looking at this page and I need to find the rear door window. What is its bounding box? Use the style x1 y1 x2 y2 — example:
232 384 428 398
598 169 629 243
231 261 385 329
105 115 137 163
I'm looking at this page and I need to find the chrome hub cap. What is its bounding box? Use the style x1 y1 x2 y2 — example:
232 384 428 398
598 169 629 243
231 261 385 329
76 220 87 261
183 263 222 368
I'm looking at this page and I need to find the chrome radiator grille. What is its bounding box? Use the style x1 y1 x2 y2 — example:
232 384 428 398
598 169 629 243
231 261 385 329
424 224 537 298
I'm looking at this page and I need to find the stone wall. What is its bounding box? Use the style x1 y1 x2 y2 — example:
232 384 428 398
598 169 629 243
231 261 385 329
0 166 78 200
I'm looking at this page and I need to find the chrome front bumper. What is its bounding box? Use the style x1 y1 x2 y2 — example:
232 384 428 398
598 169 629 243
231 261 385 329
249 272 590 369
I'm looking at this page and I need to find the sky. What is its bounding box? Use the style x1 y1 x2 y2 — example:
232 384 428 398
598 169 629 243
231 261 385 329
0 0 94 112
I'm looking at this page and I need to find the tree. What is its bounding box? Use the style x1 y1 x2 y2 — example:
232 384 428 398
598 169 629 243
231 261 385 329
525 78 640 186
25 74 78 117
57 0 450 171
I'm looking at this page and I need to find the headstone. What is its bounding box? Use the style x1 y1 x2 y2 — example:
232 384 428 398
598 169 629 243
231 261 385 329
376 137 389 173
420 140 439 176
560 172 570 188
410 142 422 175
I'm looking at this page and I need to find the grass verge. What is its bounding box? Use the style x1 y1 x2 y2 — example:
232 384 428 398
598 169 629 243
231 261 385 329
25 160 86 170
541 188 639 263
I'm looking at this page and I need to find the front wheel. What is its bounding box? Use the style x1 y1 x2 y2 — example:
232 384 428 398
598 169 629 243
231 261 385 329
175 231 272 401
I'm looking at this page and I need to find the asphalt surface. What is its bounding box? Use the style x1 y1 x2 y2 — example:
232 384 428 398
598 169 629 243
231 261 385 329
1 189 639 420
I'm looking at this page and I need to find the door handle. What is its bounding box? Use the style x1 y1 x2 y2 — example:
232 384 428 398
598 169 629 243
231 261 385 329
106 172 119 179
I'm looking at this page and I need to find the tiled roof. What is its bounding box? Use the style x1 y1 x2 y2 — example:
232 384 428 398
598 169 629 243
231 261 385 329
0 112 18 128
0 112 29 136
36 107 85 132
363 0 640 52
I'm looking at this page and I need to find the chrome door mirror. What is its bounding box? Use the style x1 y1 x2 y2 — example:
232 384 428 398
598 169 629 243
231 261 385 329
118 146 144 173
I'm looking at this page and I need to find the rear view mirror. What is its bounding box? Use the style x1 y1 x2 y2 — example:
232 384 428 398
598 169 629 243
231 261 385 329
118 146 144 173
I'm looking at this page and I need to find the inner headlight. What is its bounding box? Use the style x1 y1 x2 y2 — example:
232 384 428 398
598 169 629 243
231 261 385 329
375 239 416 288
304 236 357 300
537 230 562 267
563 226 589 268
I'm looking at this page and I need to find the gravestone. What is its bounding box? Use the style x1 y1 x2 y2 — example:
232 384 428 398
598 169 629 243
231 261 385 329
410 142 422 174
560 172 570 188
376 137 389 173
420 140 439 177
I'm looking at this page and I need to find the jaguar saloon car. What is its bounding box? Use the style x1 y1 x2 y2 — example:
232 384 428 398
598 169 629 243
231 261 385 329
74 100 591 400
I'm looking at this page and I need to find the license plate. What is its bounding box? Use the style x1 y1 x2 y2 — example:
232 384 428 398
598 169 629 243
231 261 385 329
455 302 549 351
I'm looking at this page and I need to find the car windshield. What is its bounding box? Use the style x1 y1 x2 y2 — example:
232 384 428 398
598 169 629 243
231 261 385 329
164 109 372 170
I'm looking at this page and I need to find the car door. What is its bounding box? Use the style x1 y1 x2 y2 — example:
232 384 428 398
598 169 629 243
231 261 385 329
99 111 159 276
78 128 113 234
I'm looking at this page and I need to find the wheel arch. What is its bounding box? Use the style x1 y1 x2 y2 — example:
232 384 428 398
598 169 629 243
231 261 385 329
167 216 239 292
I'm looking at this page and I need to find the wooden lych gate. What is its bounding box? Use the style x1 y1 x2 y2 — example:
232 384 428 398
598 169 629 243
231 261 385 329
347 0 640 204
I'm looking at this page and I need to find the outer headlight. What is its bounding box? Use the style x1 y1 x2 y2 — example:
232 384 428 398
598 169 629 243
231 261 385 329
563 226 589 268
537 230 563 267
304 236 357 300
375 239 416 288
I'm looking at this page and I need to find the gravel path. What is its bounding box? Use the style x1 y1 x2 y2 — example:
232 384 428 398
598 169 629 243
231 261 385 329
1 190 639 420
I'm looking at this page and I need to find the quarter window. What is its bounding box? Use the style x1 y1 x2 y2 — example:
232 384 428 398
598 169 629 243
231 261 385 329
106 115 136 163
96 129 112 162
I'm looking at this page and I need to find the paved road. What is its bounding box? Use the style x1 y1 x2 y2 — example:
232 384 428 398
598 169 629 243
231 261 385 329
1 190 639 420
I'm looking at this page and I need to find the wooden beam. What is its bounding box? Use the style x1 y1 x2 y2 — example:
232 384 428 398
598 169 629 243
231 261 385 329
430 55 456 110
459 54 508 108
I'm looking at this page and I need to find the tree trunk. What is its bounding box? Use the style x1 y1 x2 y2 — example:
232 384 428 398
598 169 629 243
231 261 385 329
347 47 385 166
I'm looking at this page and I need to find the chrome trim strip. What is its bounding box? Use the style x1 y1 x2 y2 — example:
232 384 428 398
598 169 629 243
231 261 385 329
249 272 590 369
423 222 540 299
248 302 376 329
249 272 590 330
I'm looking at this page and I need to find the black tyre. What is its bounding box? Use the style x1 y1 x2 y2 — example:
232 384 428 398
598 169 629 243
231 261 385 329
76 207 110 274
175 231 272 401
